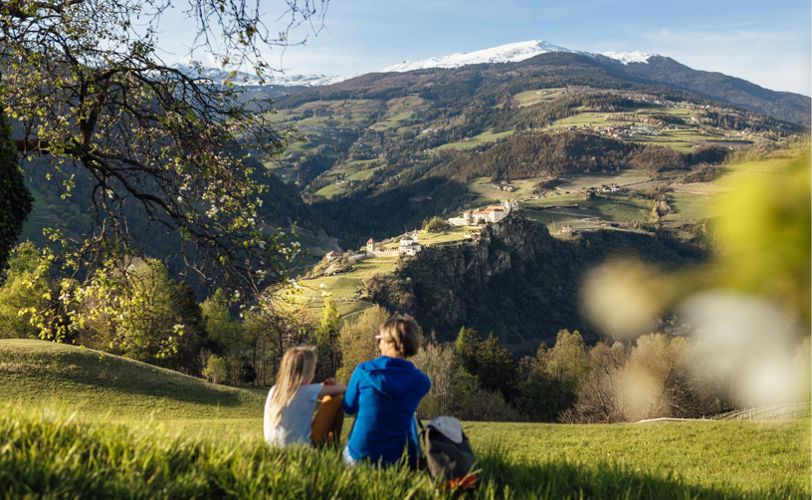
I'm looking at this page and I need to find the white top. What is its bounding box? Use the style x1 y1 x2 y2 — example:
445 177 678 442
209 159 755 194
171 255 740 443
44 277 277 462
263 383 323 446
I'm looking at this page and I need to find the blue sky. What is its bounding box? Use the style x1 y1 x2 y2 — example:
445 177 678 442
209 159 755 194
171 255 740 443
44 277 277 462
157 0 811 95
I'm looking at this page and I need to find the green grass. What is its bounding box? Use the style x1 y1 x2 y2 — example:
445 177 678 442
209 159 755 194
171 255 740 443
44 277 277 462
370 111 413 131
520 195 650 234
435 129 514 151
513 88 566 107
416 226 472 245
1 340 809 498
313 183 345 198
0 339 264 419
6 407 808 499
313 160 381 199
466 177 540 204
281 256 400 314
546 105 761 152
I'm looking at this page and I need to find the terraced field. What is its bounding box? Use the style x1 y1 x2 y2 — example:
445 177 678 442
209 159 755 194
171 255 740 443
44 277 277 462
281 226 475 316
548 104 755 152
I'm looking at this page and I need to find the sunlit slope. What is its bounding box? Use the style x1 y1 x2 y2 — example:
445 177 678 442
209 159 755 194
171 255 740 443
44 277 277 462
0 339 264 418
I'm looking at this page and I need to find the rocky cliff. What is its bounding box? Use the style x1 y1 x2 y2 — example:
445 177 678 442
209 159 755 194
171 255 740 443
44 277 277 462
363 215 701 353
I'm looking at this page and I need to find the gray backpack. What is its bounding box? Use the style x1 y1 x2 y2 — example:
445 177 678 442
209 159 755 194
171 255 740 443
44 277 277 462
418 416 478 491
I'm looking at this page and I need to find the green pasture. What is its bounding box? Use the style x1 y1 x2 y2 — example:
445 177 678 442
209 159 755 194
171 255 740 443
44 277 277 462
313 159 382 199
282 256 399 314
370 111 414 131
416 226 472 245
466 177 539 203
435 129 515 151
1 340 809 498
546 104 761 152
512 88 567 107
664 153 802 226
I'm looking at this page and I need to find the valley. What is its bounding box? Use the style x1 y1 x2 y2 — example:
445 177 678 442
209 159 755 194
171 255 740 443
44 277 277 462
2 1 810 496
279 148 802 348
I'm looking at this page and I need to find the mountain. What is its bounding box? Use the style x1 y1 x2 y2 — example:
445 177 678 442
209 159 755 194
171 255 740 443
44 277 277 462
613 55 811 127
171 62 345 87
373 40 808 126
260 50 805 229
183 39 809 126
382 40 654 72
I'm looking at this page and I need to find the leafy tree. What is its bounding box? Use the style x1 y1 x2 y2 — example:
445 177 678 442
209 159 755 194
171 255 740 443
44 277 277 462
453 327 520 403
0 242 53 338
413 339 523 421
242 293 314 385
0 113 32 271
422 216 451 233
336 305 389 382
171 282 207 374
475 334 521 402
0 0 328 290
453 326 480 373
523 329 590 421
314 296 341 379
201 289 244 353
70 258 199 366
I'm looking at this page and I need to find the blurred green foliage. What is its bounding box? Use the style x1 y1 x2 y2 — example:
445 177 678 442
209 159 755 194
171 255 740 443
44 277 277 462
712 150 810 325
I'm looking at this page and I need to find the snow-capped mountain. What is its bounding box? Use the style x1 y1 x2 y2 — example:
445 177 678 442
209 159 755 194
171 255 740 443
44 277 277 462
382 40 655 72
598 51 654 65
382 40 575 72
172 41 655 87
172 63 345 87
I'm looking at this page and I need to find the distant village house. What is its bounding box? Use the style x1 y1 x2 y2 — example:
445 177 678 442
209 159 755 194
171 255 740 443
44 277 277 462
365 234 423 257
448 200 517 226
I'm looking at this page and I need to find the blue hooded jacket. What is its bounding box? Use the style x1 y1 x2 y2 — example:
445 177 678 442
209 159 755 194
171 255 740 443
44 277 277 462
343 356 431 465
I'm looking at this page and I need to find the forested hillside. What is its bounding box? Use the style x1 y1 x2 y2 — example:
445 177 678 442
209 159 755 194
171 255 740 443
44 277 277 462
363 215 700 352
252 52 806 243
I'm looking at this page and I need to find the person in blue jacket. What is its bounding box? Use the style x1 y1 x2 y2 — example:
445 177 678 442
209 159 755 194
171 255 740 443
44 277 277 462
343 314 431 467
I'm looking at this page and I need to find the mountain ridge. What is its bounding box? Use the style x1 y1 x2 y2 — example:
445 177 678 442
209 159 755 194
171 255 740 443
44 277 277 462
382 40 656 72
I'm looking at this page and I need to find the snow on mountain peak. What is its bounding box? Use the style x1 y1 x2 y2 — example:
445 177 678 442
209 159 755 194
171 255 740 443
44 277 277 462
599 51 654 65
382 40 657 73
382 40 577 72
171 63 345 87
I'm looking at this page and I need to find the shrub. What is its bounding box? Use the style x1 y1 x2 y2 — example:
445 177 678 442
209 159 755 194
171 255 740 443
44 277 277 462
202 354 227 384
0 242 53 339
422 216 451 233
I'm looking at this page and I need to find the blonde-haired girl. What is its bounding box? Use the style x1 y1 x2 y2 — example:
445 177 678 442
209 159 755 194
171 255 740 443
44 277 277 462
264 346 346 447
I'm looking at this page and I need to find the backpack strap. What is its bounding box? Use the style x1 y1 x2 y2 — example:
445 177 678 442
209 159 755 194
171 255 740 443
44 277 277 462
414 414 425 432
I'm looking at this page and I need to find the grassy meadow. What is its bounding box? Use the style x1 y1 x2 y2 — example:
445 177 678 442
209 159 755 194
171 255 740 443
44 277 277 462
1 340 809 498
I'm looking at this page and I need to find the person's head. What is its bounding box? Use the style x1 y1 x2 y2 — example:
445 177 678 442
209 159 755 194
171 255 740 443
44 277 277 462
268 346 317 426
375 314 422 359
